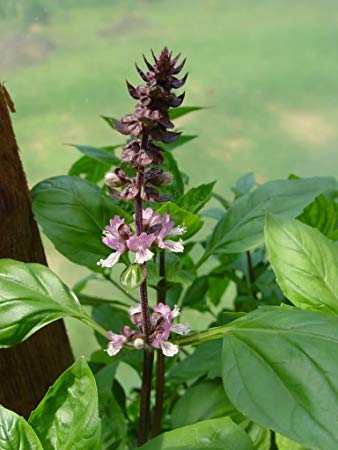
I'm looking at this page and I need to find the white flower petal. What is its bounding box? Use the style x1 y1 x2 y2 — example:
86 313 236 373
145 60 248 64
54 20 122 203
172 305 180 318
161 239 184 253
106 341 123 356
97 251 121 268
170 323 190 335
169 226 187 236
129 304 142 316
135 248 154 264
160 340 179 357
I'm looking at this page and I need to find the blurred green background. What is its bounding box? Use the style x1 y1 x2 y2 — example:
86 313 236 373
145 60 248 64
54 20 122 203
1 0 338 359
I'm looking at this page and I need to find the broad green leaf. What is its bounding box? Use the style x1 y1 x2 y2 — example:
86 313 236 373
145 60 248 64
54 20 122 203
202 177 336 261
120 264 146 291
0 405 43 449
265 215 338 315
31 176 130 271
177 181 216 213
29 358 101 450
157 202 203 239
169 106 204 120
171 380 236 429
232 172 255 197
69 155 110 183
169 340 222 382
95 364 126 450
222 307 338 449
275 433 309 450
139 417 254 450
298 193 337 237
202 207 225 221
68 144 121 165
0 259 88 347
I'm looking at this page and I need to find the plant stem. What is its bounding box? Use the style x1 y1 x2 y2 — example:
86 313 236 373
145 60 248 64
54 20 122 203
138 346 154 446
136 132 154 445
246 251 257 299
151 251 166 437
103 272 138 303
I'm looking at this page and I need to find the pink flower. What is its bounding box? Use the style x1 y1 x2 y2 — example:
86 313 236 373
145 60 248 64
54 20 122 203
106 331 127 356
150 303 190 356
126 232 156 264
97 216 132 268
105 303 190 358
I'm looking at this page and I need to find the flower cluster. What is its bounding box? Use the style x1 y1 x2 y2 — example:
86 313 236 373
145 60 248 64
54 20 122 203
105 168 172 203
103 47 187 203
107 303 190 357
97 208 186 268
112 47 187 144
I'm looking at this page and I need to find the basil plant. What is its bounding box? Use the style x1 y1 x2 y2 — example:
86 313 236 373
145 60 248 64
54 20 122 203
1 47 338 450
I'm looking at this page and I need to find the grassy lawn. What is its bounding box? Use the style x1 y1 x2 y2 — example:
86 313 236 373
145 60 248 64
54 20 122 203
1 0 338 356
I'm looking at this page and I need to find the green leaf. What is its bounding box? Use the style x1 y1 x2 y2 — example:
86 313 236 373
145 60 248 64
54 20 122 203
232 172 255 197
157 202 203 240
164 134 197 151
177 181 216 213
138 417 254 450
162 151 185 197
0 259 88 347
275 434 308 450
101 115 119 131
171 380 236 429
265 215 338 315
181 275 209 310
120 264 146 291
298 193 337 237
202 177 336 260
222 307 338 449
169 340 222 382
29 357 101 450
95 364 126 450
0 405 43 449
68 144 121 165
77 293 128 308
31 176 130 271
243 423 270 450
169 106 205 121
69 155 110 183
92 304 129 347
208 275 230 306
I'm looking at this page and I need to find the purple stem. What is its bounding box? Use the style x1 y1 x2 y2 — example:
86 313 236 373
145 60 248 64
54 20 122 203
151 251 166 437
136 132 154 446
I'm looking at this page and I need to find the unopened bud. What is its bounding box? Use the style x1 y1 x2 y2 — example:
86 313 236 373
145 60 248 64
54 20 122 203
150 172 173 187
121 325 133 339
133 337 145 350
104 172 125 188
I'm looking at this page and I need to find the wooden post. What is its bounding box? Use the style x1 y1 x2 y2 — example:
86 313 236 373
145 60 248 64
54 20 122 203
0 83 74 417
